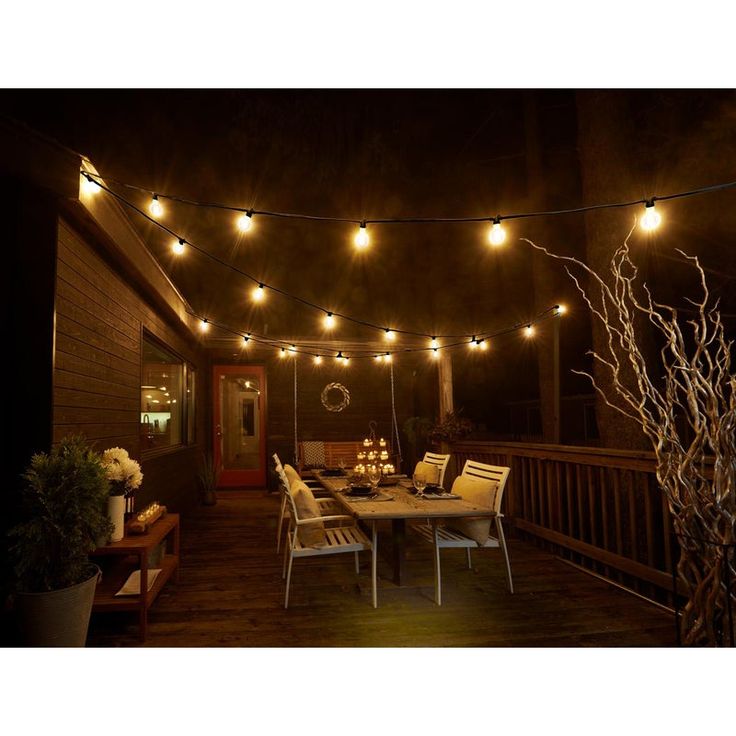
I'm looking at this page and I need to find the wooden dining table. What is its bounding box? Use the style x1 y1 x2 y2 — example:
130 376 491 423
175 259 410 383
313 471 496 586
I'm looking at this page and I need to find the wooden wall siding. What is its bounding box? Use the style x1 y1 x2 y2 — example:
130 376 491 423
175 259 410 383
53 219 206 512
263 355 419 485
450 440 682 605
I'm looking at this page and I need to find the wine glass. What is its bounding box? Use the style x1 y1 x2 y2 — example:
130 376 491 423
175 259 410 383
413 470 427 497
338 457 346 474
367 464 381 492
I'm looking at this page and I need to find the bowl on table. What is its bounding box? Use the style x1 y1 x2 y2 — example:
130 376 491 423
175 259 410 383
346 484 374 496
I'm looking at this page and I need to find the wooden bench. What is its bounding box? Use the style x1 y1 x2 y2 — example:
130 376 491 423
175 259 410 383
298 441 395 472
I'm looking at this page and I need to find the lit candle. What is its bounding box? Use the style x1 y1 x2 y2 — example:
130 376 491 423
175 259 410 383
379 438 386 447
137 513 145 522
363 438 371 447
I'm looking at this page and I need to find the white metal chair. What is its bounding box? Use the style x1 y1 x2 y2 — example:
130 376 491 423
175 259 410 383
422 451 451 487
282 480 377 609
413 459 513 604
273 454 341 553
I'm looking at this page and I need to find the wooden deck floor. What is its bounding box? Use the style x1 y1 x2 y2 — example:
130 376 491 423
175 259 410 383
87 492 677 647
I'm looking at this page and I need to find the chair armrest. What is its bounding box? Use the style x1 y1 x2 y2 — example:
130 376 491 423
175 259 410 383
296 515 354 526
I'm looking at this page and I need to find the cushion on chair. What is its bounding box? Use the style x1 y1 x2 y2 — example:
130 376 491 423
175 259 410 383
283 463 301 490
447 476 499 545
292 481 327 547
413 460 440 486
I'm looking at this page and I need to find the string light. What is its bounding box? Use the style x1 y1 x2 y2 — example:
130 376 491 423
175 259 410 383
479 339 488 351
488 217 506 246
556 304 567 316
323 312 336 329
384 353 392 363
355 222 369 249
289 344 297 353
82 174 101 195
149 194 163 218
199 318 209 332
252 283 266 302
237 210 253 232
384 329 396 341
525 324 535 337
430 337 438 349
470 336 479 349
172 238 186 255
432 348 440 359
242 333 251 345
279 347 287 359
336 351 344 363
640 200 661 231
314 355 322 365
374 354 383 362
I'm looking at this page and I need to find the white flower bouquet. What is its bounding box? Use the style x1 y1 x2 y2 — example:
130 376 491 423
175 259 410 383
101 447 143 496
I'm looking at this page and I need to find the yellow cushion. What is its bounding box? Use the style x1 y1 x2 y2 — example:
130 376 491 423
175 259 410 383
413 460 440 486
448 476 499 544
283 463 301 490
292 480 326 547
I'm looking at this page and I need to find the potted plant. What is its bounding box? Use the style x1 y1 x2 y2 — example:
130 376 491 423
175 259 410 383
100 447 143 542
429 410 473 446
8 435 113 646
198 451 221 506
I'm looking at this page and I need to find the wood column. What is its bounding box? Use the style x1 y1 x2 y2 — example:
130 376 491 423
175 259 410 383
553 317 561 443
438 350 454 419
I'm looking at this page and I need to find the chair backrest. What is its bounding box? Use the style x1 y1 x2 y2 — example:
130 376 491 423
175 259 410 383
273 453 289 491
422 452 451 487
460 459 510 513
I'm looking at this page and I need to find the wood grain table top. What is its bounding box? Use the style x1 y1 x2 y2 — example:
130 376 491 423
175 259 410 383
314 473 495 521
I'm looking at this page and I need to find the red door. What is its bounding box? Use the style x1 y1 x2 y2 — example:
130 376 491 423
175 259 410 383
213 365 267 488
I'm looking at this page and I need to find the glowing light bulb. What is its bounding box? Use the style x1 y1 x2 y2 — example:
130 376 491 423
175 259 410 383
640 201 661 231
384 329 395 341
279 347 287 359
314 355 322 365
374 355 383 362
430 337 438 350
488 218 506 246
323 312 335 329
336 351 344 363
556 304 567 316
289 345 297 354
172 238 185 255
344 356 350 365
245 381 251 388
470 337 478 349
479 339 488 351
149 194 163 218
384 353 392 363
82 174 101 195
200 318 209 332
355 222 369 249
243 334 250 345
237 210 253 232
525 324 535 337
252 284 265 302
432 348 440 359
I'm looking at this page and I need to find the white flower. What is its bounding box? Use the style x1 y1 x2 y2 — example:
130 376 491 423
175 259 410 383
101 447 143 490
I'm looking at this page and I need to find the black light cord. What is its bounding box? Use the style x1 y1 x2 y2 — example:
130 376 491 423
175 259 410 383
83 169 736 224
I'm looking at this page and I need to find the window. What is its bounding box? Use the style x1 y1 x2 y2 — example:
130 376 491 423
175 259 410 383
141 336 184 450
185 364 196 445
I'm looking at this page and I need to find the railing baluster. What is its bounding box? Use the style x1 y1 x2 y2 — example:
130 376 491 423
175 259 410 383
613 469 623 584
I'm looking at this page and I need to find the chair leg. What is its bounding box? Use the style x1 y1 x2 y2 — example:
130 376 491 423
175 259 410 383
284 550 295 609
432 522 442 606
276 494 286 553
354 551 360 574
371 522 378 609
496 517 514 594
282 526 291 579
466 548 472 569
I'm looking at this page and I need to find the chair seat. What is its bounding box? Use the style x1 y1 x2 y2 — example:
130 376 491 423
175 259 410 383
413 522 500 549
290 524 372 557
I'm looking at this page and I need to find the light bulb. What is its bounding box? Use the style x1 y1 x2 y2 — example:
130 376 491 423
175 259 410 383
279 347 287 359
242 334 250 345
384 353 392 363
199 319 209 332
470 337 478 349
289 345 297 354
488 218 506 246
252 284 265 302
344 357 350 365
479 339 488 351
525 324 535 337
237 210 253 232
323 312 335 329
556 304 567 316
314 355 322 365
432 348 440 359
384 329 395 341
82 175 101 195
355 222 369 249
374 355 383 362
430 337 438 350
640 201 661 231
336 351 344 363
149 194 163 218
172 238 185 255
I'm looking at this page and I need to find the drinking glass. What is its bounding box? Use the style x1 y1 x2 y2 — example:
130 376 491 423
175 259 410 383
413 471 427 497
367 464 381 491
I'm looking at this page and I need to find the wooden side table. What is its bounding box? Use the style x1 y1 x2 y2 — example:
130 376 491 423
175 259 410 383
90 513 180 641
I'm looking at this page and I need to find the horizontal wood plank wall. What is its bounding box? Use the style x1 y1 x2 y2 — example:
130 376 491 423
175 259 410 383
53 219 206 513
450 440 687 603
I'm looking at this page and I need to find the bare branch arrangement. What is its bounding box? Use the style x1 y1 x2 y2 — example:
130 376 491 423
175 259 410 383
523 231 735 646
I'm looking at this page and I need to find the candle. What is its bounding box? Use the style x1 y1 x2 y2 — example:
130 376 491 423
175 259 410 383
379 438 386 447
363 438 371 447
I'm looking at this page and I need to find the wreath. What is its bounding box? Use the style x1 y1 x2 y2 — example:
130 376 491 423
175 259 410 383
321 383 350 413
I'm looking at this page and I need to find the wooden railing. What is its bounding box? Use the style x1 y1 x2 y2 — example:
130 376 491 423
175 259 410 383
450 440 684 602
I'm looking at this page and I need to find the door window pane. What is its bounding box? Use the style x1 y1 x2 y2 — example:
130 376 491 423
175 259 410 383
219 373 262 471
141 337 183 450
186 366 196 444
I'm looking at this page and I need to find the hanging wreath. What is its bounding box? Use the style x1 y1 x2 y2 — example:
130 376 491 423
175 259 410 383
321 383 350 413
